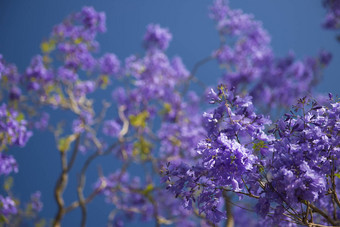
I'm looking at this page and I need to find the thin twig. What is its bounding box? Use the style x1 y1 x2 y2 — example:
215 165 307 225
182 56 213 94
305 202 339 226
76 142 119 226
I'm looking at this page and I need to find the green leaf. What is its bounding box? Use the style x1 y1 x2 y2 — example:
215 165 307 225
35 219 46 227
253 140 267 152
133 137 152 160
257 164 265 174
142 183 154 195
0 215 8 223
58 134 77 152
169 136 181 147
129 111 149 128
159 103 172 115
16 113 25 122
40 40 55 53
4 177 13 192
100 75 110 89
74 37 83 44
335 173 340 179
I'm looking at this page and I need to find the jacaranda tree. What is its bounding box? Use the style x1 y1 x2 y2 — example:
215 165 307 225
0 0 339 226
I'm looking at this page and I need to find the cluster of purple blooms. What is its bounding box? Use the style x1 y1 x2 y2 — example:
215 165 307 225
0 104 31 148
0 104 35 219
0 1 338 226
210 0 331 111
323 0 340 31
92 19 208 225
164 87 340 226
257 95 340 226
163 85 273 223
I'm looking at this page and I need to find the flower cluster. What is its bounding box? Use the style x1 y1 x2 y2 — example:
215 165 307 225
210 0 331 111
165 87 340 226
323 0 340 30
0 55 22 102
0 153 18 176
0 104 32 150
143 24 172 51
29 191 43 213
163 85 273 222
256 96 340 226
95 170 201 226
93 24 207 225
0 196 17 217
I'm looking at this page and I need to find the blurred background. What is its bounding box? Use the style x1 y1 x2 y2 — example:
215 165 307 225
0 0 339 226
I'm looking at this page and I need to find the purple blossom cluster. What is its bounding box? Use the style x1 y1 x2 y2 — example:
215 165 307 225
0 196 17 217
0 55 22 102
99 53 120 76
164 87 340 226
0 153 18 176
93 24 208 225
29 191 43 213
210 0 331 110
0 103 32 149
102 120 121 138
323 0 340 30
163 85 273 222
0 104 32 219
95 170 210 226
143 24 172 51
256 96 340 226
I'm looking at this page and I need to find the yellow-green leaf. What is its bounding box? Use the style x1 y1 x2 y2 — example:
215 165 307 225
16 113 25 122
133 137 152 160
159 103 172 115
58 134 77 152
4 177 13 192
40 40 55 53
35 219 46 227
253 140 267 152
0 214 8 223
74 37 83 44
169 136 181 147
142 183 154 195
129 111 149 128
100 75 110 89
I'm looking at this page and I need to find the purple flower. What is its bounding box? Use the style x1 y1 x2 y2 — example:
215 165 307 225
25 55 53 91
34 112 50 130
143 24 172 51
30 191 43 212
319 50 332 65
171 57 189 79
9 86 21 101
0 153 18 176
256 197 270 218
72 119 84 133
322 0 340 30
0 54 4 79
99 53 120 75
74 80 95 97
103 120 121 138
0 103 32 149
57 67 78 82
0 196 17 216
79 6 106 33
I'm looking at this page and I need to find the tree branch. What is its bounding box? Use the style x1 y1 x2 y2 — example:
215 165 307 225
222 191 234 227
